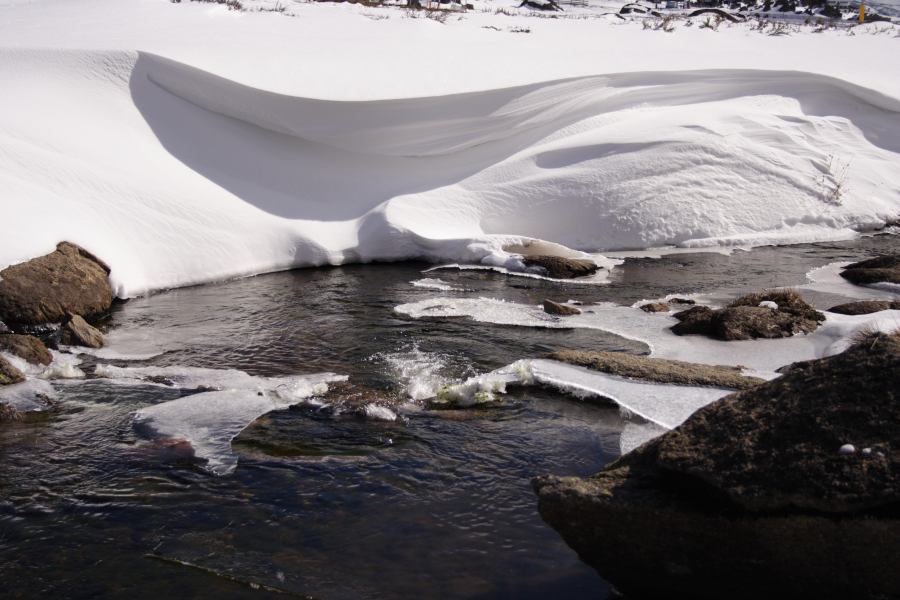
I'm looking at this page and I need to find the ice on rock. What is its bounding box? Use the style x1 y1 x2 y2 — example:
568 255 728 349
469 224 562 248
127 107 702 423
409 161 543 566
759 301 779 310
97 365 345 475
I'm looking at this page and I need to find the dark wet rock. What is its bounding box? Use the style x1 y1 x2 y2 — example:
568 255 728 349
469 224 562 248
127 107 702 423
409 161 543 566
548 349 764 390
828 300 900 315
522 255 598 279
638 302 669 313
656 331 900 513
234 382 403 459
669 297 696 305
61 314 104 348
670 305 716 336
671 290 824 340
0 334 52 366
542 299 581 316
840 254 900 286
0 242 113 326
0 402 19 422
534 333 900 600
0 355 25 386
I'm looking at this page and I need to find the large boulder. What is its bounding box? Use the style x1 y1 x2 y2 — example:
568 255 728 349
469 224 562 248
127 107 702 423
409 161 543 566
534 332 900 600
0 334 52 366
60 313 104 348
672 290 824 340
828 300 900 315
0 242 113 326
840 254 900 286
522 255 598 279
0 355 25 386
547 349 764 390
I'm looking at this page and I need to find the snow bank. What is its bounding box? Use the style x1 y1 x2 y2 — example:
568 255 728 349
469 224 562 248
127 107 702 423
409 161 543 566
1 1 898 297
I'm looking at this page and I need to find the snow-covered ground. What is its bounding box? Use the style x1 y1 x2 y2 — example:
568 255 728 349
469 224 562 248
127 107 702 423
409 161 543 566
1 0 899 297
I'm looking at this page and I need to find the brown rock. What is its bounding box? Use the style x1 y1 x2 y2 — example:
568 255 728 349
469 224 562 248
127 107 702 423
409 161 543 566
542 299 581 316
638 302 669 313
672 290 824 340
0 355 25 386
655 331 900 513
0 402 19 422
522 255 598 279
670 297 696 305
0 242 113 326
0 334 52 366
534 332 900 600
61 314 104 348
548 349 763 390
828 300 900 315
840 254 900 286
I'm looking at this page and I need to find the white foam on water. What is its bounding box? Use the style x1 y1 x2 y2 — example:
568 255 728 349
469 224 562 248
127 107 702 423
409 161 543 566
2 350 84 381
363 404 398 422
0 378 57 414
375 345 473 402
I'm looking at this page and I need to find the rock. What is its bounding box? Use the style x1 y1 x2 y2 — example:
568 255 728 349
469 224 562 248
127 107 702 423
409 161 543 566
671 290 824 340
656 330 900 513
234 381 403 458
669 305 716 336
0 242 113 326
840 254 900 286
61 314 104 348
0 321 9 334
639 302 669 313
0 355 25 386
0 334 52 366
0 402 19 422
828 300 900 315
542 299 581 316
839 444 857 456
522 255 598 279
669 297 696 305
534 332 900 600
548 349 764 390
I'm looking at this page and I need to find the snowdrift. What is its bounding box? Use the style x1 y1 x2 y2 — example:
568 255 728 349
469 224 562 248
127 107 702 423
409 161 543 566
2 48 899 297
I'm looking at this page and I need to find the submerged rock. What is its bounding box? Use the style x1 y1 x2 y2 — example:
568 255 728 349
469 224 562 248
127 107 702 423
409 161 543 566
0 402 19 422
234 381 403 458
61 314 104 348
0 242 113 326
548 349 763 390
638 302 669 313
0 355 25 386
534 332 900 600
671 290 824 340
542 299 581 316
522 255 598 279
840 254 900 286
0 334 52 366
828 299 900 315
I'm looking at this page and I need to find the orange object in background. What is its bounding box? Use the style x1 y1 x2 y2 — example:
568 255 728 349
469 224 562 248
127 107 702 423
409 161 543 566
859 3 865 23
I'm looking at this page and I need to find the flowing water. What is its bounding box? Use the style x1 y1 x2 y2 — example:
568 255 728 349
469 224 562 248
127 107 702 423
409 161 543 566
1 234 897 600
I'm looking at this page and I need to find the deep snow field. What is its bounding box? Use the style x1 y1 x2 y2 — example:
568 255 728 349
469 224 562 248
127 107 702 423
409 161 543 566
1 0 899 297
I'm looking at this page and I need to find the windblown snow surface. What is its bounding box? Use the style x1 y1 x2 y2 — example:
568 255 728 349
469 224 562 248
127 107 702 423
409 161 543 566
1 0 899 296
